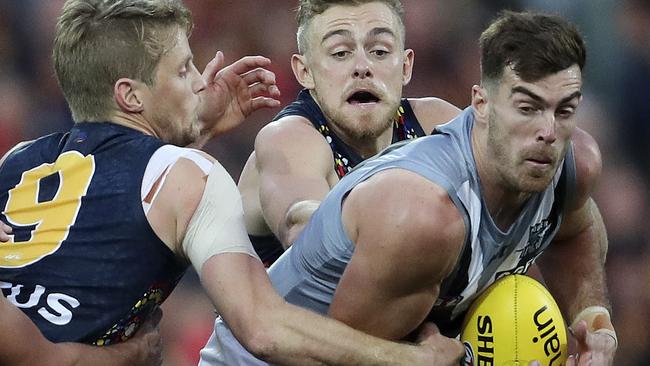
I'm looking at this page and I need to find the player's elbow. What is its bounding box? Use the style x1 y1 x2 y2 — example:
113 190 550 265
239 325 278 361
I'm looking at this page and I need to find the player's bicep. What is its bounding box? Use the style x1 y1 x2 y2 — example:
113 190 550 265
330 171 463 340
255 121 332 234
330 238 439 340
257 168 330 228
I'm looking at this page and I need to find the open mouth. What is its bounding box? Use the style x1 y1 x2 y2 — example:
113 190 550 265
347 91 380 105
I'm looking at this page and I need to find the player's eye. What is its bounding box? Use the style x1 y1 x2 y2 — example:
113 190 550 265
556 107 576 119
332 50 350 59
519 105 537 115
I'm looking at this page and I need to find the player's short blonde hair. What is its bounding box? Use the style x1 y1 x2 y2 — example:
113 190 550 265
295 0 405 55
53 0 192 122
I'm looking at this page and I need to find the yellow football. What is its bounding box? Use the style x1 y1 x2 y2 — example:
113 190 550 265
460 274 568 366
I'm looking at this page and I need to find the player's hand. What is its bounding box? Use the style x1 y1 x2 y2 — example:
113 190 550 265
197 52 281 139
279 199 321 248
566 319 617 366
114 308 164 366
410 322 464 366
0 221 11 242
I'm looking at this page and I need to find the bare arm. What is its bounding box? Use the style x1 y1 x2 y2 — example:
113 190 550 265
201 252 450 365
330 169 465 364
0 221 11 242
537 128 616 364
254 118 335 247
158 157 460 365
238 152 319 240
0 295 162 366
408 97 461 134
540 199 609 321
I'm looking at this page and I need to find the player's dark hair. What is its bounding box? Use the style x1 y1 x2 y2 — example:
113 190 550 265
479 10 586 84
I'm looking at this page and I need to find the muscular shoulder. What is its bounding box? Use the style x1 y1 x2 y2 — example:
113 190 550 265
569 127 602 210
146 147 229 255
343 168 465 278
254 115 334 174
407 97 461 134
162 155 213 209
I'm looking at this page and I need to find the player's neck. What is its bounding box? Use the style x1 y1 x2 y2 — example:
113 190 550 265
482 190 531 231
109 111 159 139
328 121 394 159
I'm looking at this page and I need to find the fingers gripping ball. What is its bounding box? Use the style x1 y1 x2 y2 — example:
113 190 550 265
460 275 568 366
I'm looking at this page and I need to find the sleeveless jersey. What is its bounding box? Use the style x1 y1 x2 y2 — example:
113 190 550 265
252 89 427 266
0 122 187 344
268 106 577 336
199 106 577 365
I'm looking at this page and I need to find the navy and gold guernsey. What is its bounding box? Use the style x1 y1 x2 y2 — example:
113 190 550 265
0 122 186 345
251 89 427 266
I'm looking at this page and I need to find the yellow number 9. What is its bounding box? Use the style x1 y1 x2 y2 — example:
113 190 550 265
1 151 95 267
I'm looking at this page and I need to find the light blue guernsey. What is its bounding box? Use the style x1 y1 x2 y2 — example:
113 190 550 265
199 106 576 365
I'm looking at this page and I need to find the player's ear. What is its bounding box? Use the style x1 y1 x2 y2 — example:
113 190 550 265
471 85 489 124
114 78 145 113
291 53 315 89
402 48 414 86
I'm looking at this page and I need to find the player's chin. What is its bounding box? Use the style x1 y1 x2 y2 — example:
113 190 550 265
181 122 201 145
517 171 556 192
518 179 552 193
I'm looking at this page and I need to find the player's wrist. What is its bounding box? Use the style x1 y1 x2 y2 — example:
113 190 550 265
570 305 617 346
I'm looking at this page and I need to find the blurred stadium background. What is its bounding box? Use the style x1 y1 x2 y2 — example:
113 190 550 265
0 0 648 364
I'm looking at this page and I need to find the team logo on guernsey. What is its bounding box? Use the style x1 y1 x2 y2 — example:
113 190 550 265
1 151 95 267
523 219 552 256
515 218 552 267
462 341 475 366
495 219 552 280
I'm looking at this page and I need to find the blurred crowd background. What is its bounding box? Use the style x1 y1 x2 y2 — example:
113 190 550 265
0 0 648 365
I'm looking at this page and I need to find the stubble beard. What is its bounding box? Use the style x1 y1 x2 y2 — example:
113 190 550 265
487 110 551 194
322 99 398 141
165 115 201 147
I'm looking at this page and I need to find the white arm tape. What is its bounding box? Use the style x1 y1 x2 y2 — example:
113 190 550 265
182 162 260 274
571 306 611 327
571 306 618 346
